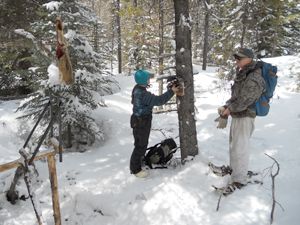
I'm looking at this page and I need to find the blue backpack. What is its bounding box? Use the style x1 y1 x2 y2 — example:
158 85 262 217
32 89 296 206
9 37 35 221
254 61 278 116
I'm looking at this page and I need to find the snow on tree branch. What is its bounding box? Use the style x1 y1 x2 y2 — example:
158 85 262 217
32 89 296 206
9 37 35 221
14 29 35 41
179 13 191 30
43 1 63 11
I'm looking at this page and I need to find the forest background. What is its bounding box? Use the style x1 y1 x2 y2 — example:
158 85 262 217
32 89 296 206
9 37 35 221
0 1 300 225
1 0 299 149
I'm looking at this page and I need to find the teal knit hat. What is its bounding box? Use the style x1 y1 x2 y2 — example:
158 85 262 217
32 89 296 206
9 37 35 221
134 70 150 85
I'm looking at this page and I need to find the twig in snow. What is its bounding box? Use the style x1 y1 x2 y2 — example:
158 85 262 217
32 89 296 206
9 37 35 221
151 128 168 138
265 153 284 224
216 191 223 211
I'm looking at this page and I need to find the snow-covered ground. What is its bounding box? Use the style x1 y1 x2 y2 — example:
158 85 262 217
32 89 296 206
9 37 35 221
0 56 300 225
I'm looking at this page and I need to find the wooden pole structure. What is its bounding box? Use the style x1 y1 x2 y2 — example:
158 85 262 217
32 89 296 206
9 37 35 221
0 139 62 225
47 153 62 225
0 149 56 173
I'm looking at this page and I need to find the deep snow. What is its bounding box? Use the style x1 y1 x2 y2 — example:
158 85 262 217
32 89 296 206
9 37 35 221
0 56 300 225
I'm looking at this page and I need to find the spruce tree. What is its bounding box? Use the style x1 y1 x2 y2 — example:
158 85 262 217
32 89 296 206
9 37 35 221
0 0 47 97
18 0 118 149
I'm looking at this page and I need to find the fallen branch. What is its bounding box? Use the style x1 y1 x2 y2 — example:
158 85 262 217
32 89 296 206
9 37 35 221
151 128 168 138
265 153 284 224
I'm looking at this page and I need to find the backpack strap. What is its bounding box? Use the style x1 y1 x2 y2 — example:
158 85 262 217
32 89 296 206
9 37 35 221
245 60 263 76
244 61 264 112
144 143 161 169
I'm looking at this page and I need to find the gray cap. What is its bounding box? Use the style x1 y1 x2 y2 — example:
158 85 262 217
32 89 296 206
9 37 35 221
233 48 254 59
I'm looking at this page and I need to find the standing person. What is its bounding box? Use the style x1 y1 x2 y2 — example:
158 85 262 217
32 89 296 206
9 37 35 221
130 70 180 178
211 48 265 194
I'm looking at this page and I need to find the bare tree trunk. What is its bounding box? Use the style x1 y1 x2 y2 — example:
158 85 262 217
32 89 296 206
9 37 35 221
115 0 122 74
202 0 210 70
240 24 246 48
132 0 137 7
66 123 72 148
173 0 198 161
111 24 115 74
158 0 164 96
91 0 99 52
93 23 99 52
240 15 246 47
240 1 249 48
132 0 139 70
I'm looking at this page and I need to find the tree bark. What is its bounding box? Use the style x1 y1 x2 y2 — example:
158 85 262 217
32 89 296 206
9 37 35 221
202 0 210 70
132 0 137 7
47 154 62 225
132 0 139 70
158 0 164 97
240 2 249 48
173 0 198 161
115 0 122 74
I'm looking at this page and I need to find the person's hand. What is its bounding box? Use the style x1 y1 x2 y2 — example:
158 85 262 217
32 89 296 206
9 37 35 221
217 106 226 115
171 84 180 94
214 116 228 129
222 108 230 117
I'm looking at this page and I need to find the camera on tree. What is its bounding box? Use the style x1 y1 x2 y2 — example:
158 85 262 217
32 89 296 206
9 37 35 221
166 76 184 96
166 76 180 89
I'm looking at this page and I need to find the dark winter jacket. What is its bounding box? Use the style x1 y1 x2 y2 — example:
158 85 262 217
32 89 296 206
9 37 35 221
131 84 174 117
226 61 266 118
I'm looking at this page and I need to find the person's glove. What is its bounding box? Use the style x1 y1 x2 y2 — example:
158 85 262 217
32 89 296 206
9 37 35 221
215 116 228 129
217 106 226 116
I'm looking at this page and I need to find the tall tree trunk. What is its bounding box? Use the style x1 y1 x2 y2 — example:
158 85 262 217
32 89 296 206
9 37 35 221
111 24 115 74
91 0 99 52
173 0 198 162
240 2 249 48
132 0 139 70
240 23 246 48
93 23 99 52
115 0 122 74
202 0 210 70
158 0 164 96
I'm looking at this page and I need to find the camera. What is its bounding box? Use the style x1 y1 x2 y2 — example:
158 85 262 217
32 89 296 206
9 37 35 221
166 76 180 89
166 76 184 96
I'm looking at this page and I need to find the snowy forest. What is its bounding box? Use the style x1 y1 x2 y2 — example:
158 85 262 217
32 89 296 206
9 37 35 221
0 0 300 225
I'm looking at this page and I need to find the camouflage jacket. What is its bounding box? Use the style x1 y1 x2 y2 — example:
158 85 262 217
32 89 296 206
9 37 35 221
225 61 266 118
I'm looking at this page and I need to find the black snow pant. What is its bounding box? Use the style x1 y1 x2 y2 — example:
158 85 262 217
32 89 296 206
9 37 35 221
130 114 152 174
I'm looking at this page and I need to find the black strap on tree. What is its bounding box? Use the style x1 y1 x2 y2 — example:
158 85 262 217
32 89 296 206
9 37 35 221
28 99 62 165
23 101 51 149
28 113 56 165
19 150 43 225
57 99 63 162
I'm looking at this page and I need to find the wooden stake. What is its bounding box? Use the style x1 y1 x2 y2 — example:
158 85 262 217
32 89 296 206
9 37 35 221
0 138 61 173
0 149 56 173
47 154 62 225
